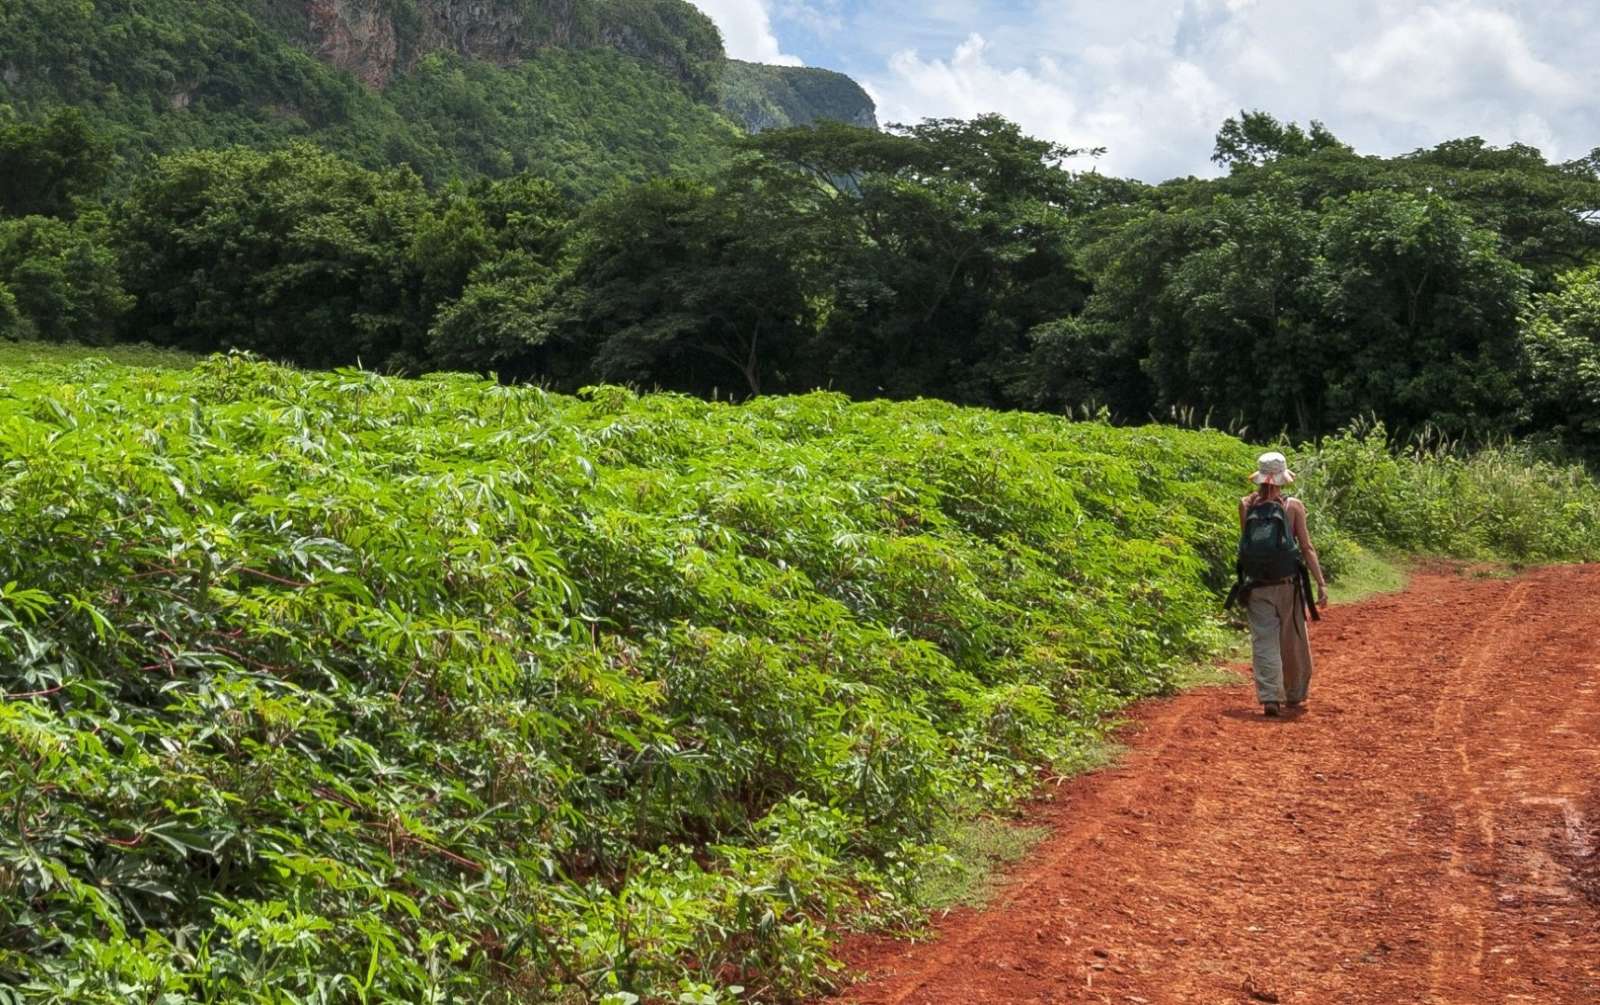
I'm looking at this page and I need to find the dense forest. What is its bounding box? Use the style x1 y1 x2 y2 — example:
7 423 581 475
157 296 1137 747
3 104 1600 453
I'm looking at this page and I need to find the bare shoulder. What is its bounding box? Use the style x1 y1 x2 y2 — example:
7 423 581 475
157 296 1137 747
1285 496 1309 514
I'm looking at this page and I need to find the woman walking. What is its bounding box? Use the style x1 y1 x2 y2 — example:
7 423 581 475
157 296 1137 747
1239 452 1328 717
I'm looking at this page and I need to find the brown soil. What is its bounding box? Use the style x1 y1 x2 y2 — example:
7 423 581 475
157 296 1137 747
829 566 1600 1005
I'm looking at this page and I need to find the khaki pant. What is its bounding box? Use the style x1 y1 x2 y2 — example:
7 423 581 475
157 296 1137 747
1247 581 1313 704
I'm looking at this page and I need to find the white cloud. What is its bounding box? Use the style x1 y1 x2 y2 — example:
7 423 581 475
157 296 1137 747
1335 4 1581 115
871 32 1233 178
774 0 845 37
687 0 802 66
848 0 1600 181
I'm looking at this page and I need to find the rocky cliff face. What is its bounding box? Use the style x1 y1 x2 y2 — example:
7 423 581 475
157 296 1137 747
308 0 401 88
303 0 720 93
300 2 876 133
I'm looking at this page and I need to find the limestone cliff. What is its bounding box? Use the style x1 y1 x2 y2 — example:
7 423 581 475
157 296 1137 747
302 0 724 95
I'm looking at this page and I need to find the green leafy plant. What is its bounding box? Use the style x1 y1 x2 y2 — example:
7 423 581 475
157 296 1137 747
0 352 1252 1001
4 345 1600 1002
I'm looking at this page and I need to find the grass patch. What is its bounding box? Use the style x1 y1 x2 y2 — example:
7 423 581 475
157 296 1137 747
0 340 197 369
1463 563 1521 580
1327 546 1409 604
912 737 1127 913
1171 660 1248 689
913 818 1052 912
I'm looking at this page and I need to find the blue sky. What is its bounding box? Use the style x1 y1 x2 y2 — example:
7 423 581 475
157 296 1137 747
689 1 1600 182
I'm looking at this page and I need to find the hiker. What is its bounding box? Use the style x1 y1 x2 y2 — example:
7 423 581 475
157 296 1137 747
1234 452 1327 717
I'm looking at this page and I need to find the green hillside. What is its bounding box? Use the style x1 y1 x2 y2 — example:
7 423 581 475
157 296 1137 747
3 349 1599 1001
0 0 872 194
718 61 879 132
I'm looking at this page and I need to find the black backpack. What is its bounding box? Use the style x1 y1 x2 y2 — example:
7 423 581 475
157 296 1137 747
1238 499 1302 582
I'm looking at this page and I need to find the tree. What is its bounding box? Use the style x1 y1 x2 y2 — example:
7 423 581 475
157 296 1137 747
744 115 1098 404
418 173 574 372
1309 190 1529 436
1017 315 1149 418
1397 138 1600 280
427 254 558 374
546 175 828 397
1156 191 1321 435
0 109 113 218
0 214 130 343
1047 185 1529 439
0 280 20 339
1212 111 1347 170
1520 266 1600 449
1199 124 1600 282
542 115 1104 403
112 144 434 369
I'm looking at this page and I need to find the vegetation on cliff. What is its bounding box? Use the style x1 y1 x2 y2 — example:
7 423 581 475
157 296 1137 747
717 61 878 132
0 0 871 194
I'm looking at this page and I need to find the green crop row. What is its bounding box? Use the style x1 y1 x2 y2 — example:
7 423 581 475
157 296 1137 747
1 354 1597 1003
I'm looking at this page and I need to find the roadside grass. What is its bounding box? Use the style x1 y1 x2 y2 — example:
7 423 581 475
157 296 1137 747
913 736 1128 913
1327 546 1409 604
915 726 1139 915
0 341 198 369
1172 659 1248 688
914 818 1053 912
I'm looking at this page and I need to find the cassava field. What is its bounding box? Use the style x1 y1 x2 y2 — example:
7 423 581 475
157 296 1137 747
3 348 1600 1004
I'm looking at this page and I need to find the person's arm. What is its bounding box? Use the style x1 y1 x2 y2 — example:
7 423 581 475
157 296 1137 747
1289 500 1328 603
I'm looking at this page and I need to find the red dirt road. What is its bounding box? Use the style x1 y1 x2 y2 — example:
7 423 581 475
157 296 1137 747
831 566 1600 1005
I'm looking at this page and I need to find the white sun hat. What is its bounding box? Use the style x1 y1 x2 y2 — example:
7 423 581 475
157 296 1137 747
1251 451 1296 486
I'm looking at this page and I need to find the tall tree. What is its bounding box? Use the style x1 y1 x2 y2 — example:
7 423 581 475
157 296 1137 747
1310 190 1529 436
746 115 1099 404
0 280 21 339
112 144 434 369
1156 190 1321 435
1049 185 1528 439
1211 111 1348 170
0 214 130 343
0 109 112 218
420 173 574 372
544 172 832 397
1519 265 1600 449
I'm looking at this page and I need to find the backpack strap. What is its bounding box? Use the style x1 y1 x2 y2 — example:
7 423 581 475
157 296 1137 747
1224 575 1247 611
1298 562 1322 622
1223 552 1247 611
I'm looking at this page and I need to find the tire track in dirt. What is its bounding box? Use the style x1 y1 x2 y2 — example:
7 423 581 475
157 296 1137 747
1425 579 1530 1001
827 566 1600 1005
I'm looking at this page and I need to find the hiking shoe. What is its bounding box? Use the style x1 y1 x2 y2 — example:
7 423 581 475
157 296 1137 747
1263 702 1281 717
